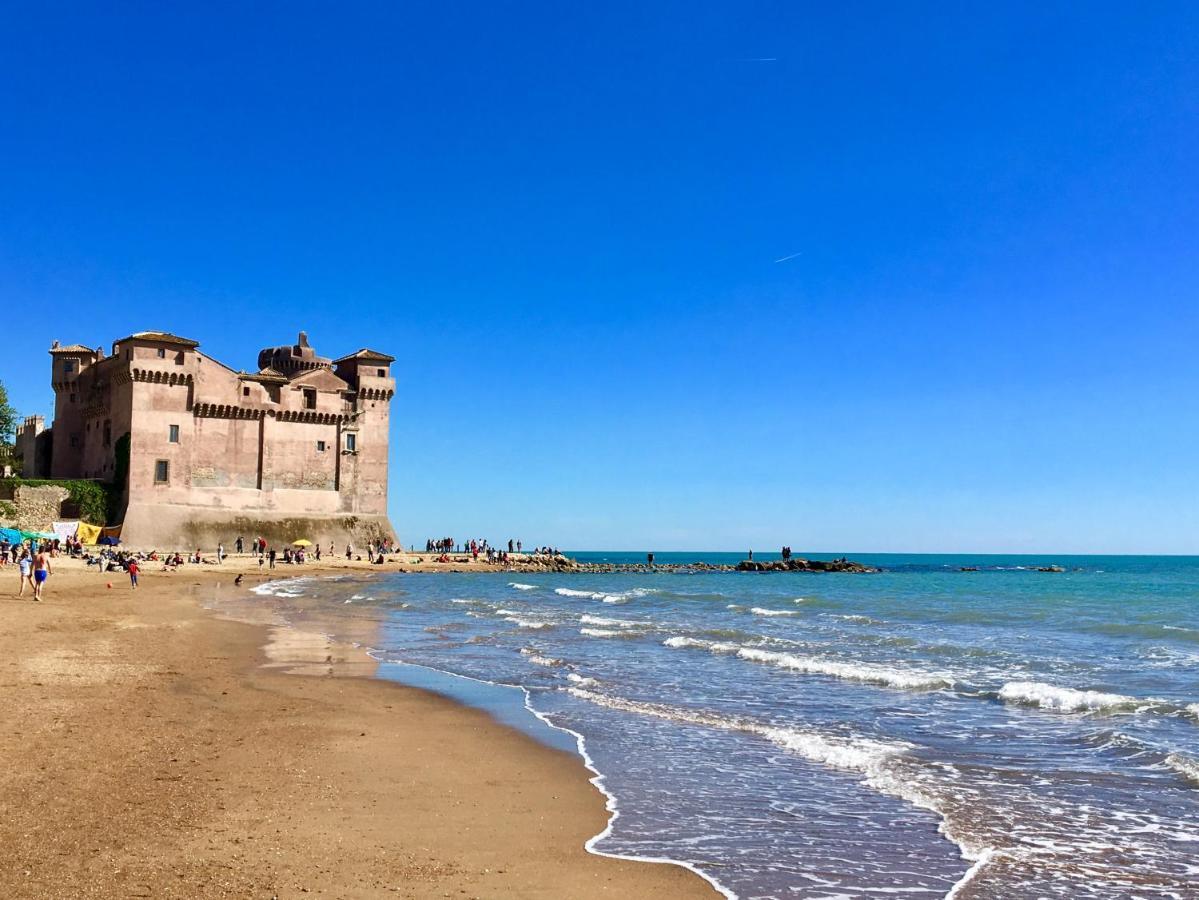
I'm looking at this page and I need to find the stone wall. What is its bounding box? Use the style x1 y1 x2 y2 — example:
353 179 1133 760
120 501 394 551
0 484 70 532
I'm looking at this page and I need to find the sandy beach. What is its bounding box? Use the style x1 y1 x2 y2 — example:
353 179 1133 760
0 558 716 899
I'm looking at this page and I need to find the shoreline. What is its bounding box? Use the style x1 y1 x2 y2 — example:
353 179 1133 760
0 559 717 898
225 572 738 898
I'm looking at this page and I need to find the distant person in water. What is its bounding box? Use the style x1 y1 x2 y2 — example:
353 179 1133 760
647 552 655 565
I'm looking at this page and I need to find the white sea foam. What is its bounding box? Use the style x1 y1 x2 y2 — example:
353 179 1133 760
505 617 553 630
665 637 950 690
1186 703 1199 721
509 582 538 591
556 586 658 604
567 673 600 687
1166 753 1199 785
251 578 310 597
580 627 626 638
997 681 1144 713
750 607 799 617
580 614 640 628
566 686 910 777
662 636 739 653
737 647 953 690
520 650 562 667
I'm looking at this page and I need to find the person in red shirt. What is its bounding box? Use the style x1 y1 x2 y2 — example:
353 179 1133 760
128 559 140 590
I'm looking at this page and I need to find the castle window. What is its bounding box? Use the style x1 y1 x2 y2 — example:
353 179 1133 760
168 424 179 443
303 388 316 410
103 420 112 447
70 393 76 403
345 433 357 452
157 348 166 359
154 460 170 483
316 440 326 452
243 386 250 397
63 360 76 374
377 368 386 377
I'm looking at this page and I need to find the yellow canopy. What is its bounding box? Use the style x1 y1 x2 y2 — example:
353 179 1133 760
77 523 103 545
292 539 313 547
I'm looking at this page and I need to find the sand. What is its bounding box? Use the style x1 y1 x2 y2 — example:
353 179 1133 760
0 558 717 898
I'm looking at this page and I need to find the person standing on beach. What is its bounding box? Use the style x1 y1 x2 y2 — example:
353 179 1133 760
345 543 352 560
268 547 276 569
128 559 140 590
217 543 225 564
235 536 244 555
17 549 32 597
32 547 51 601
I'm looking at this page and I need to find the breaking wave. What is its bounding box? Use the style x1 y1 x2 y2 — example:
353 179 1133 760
505 617 553 630
581 614 641 628
1165 752 1199 786
555 587 659 604
750 607 799 617
581 627 637 638
509 582 538 591
663 637 952 690
997 681 1148 714
519 649 562 667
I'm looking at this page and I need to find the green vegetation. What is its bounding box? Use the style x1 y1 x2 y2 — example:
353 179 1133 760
0 380 16 446
0 477 117 525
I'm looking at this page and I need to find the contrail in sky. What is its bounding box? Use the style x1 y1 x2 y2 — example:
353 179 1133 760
774 251 802 263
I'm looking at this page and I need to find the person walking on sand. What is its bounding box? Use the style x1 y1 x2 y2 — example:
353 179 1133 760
345 543 352 560
32 547 51 601
128 558 140 590
17 549 33 597
217 543 225 564
268 547 276 569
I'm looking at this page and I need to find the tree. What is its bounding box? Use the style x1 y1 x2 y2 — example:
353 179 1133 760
0 380 16 446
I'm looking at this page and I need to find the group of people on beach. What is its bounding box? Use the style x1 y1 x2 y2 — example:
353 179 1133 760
2 537 53 601
418 537 562 565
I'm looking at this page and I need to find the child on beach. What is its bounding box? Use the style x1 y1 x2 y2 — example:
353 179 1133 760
17 550 32 597
128 559 139 589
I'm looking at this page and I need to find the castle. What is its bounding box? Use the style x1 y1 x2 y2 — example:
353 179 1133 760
39 330 396 548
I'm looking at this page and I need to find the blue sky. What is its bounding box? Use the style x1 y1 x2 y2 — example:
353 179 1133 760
2 3 1197 553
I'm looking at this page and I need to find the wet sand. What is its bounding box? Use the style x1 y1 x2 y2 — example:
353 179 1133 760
0 559 716 898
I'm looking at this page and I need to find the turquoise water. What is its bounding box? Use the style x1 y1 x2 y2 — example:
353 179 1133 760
243 554 1199 898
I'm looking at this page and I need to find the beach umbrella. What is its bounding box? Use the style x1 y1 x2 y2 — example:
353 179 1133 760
292 539 313 546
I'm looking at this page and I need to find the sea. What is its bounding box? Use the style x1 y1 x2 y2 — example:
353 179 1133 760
223 552 1199 899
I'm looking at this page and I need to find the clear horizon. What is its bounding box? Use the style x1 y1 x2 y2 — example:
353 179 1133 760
2 4 1196 555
